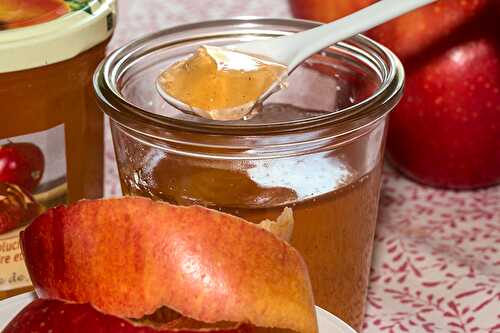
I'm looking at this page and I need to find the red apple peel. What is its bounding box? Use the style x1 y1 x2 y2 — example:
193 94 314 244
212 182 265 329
20 197 318 333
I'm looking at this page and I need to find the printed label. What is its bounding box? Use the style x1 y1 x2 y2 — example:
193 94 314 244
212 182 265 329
0 124 67 292
0 237 30 291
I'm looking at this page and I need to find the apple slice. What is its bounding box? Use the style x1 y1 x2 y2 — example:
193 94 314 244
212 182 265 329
21 197 317 333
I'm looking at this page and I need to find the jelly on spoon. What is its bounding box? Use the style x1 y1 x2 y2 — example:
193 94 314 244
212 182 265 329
157 0 436 121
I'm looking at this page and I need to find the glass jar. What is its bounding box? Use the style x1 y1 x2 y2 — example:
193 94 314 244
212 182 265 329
0 0 116 299
94 18 404 331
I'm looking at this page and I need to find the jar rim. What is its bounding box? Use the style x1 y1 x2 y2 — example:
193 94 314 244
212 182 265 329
94 17 404 136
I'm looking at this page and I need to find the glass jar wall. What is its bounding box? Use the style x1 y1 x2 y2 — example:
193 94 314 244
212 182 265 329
95 18 404 331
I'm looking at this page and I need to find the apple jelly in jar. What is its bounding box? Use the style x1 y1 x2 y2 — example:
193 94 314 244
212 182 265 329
95 18 404 331
0 0 116 299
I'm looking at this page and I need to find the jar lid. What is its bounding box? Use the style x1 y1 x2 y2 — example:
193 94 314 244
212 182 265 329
0 0 116 73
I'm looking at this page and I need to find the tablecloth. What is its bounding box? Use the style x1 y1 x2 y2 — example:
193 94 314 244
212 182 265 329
103 1 500 332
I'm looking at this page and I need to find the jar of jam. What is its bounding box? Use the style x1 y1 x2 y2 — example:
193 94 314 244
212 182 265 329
94 18 404 331
0 0 116 299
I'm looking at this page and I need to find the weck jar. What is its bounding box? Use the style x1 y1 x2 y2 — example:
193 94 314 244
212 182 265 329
94 18 404 331
0 0 116 299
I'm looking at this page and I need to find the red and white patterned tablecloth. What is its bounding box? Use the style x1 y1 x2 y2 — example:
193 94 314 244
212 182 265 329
104 1 500 332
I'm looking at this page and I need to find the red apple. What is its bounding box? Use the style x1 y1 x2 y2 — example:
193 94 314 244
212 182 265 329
290 0 500 188
386 21 500 188
0 182 43 234
289 0 372 26
289 0 489 60
0 142 44 192
3 299 254 333
20 197 318 333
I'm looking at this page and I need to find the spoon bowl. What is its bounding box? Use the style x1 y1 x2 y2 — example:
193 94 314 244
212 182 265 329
156 79 262 121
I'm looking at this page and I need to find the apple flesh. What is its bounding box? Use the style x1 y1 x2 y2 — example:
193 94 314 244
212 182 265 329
21 197 318 333
290 0 500 188
3 299 253 333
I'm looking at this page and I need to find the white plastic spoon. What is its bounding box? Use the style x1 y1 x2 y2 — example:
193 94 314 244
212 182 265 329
158 0 436 120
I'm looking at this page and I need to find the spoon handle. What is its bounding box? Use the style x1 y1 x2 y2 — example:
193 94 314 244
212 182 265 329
232 0 436 69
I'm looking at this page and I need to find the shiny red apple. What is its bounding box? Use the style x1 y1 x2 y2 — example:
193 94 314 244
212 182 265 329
0 142 44 192
3 299 253 333
289 0 489 60
290 0 500 188
386 20 499 188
